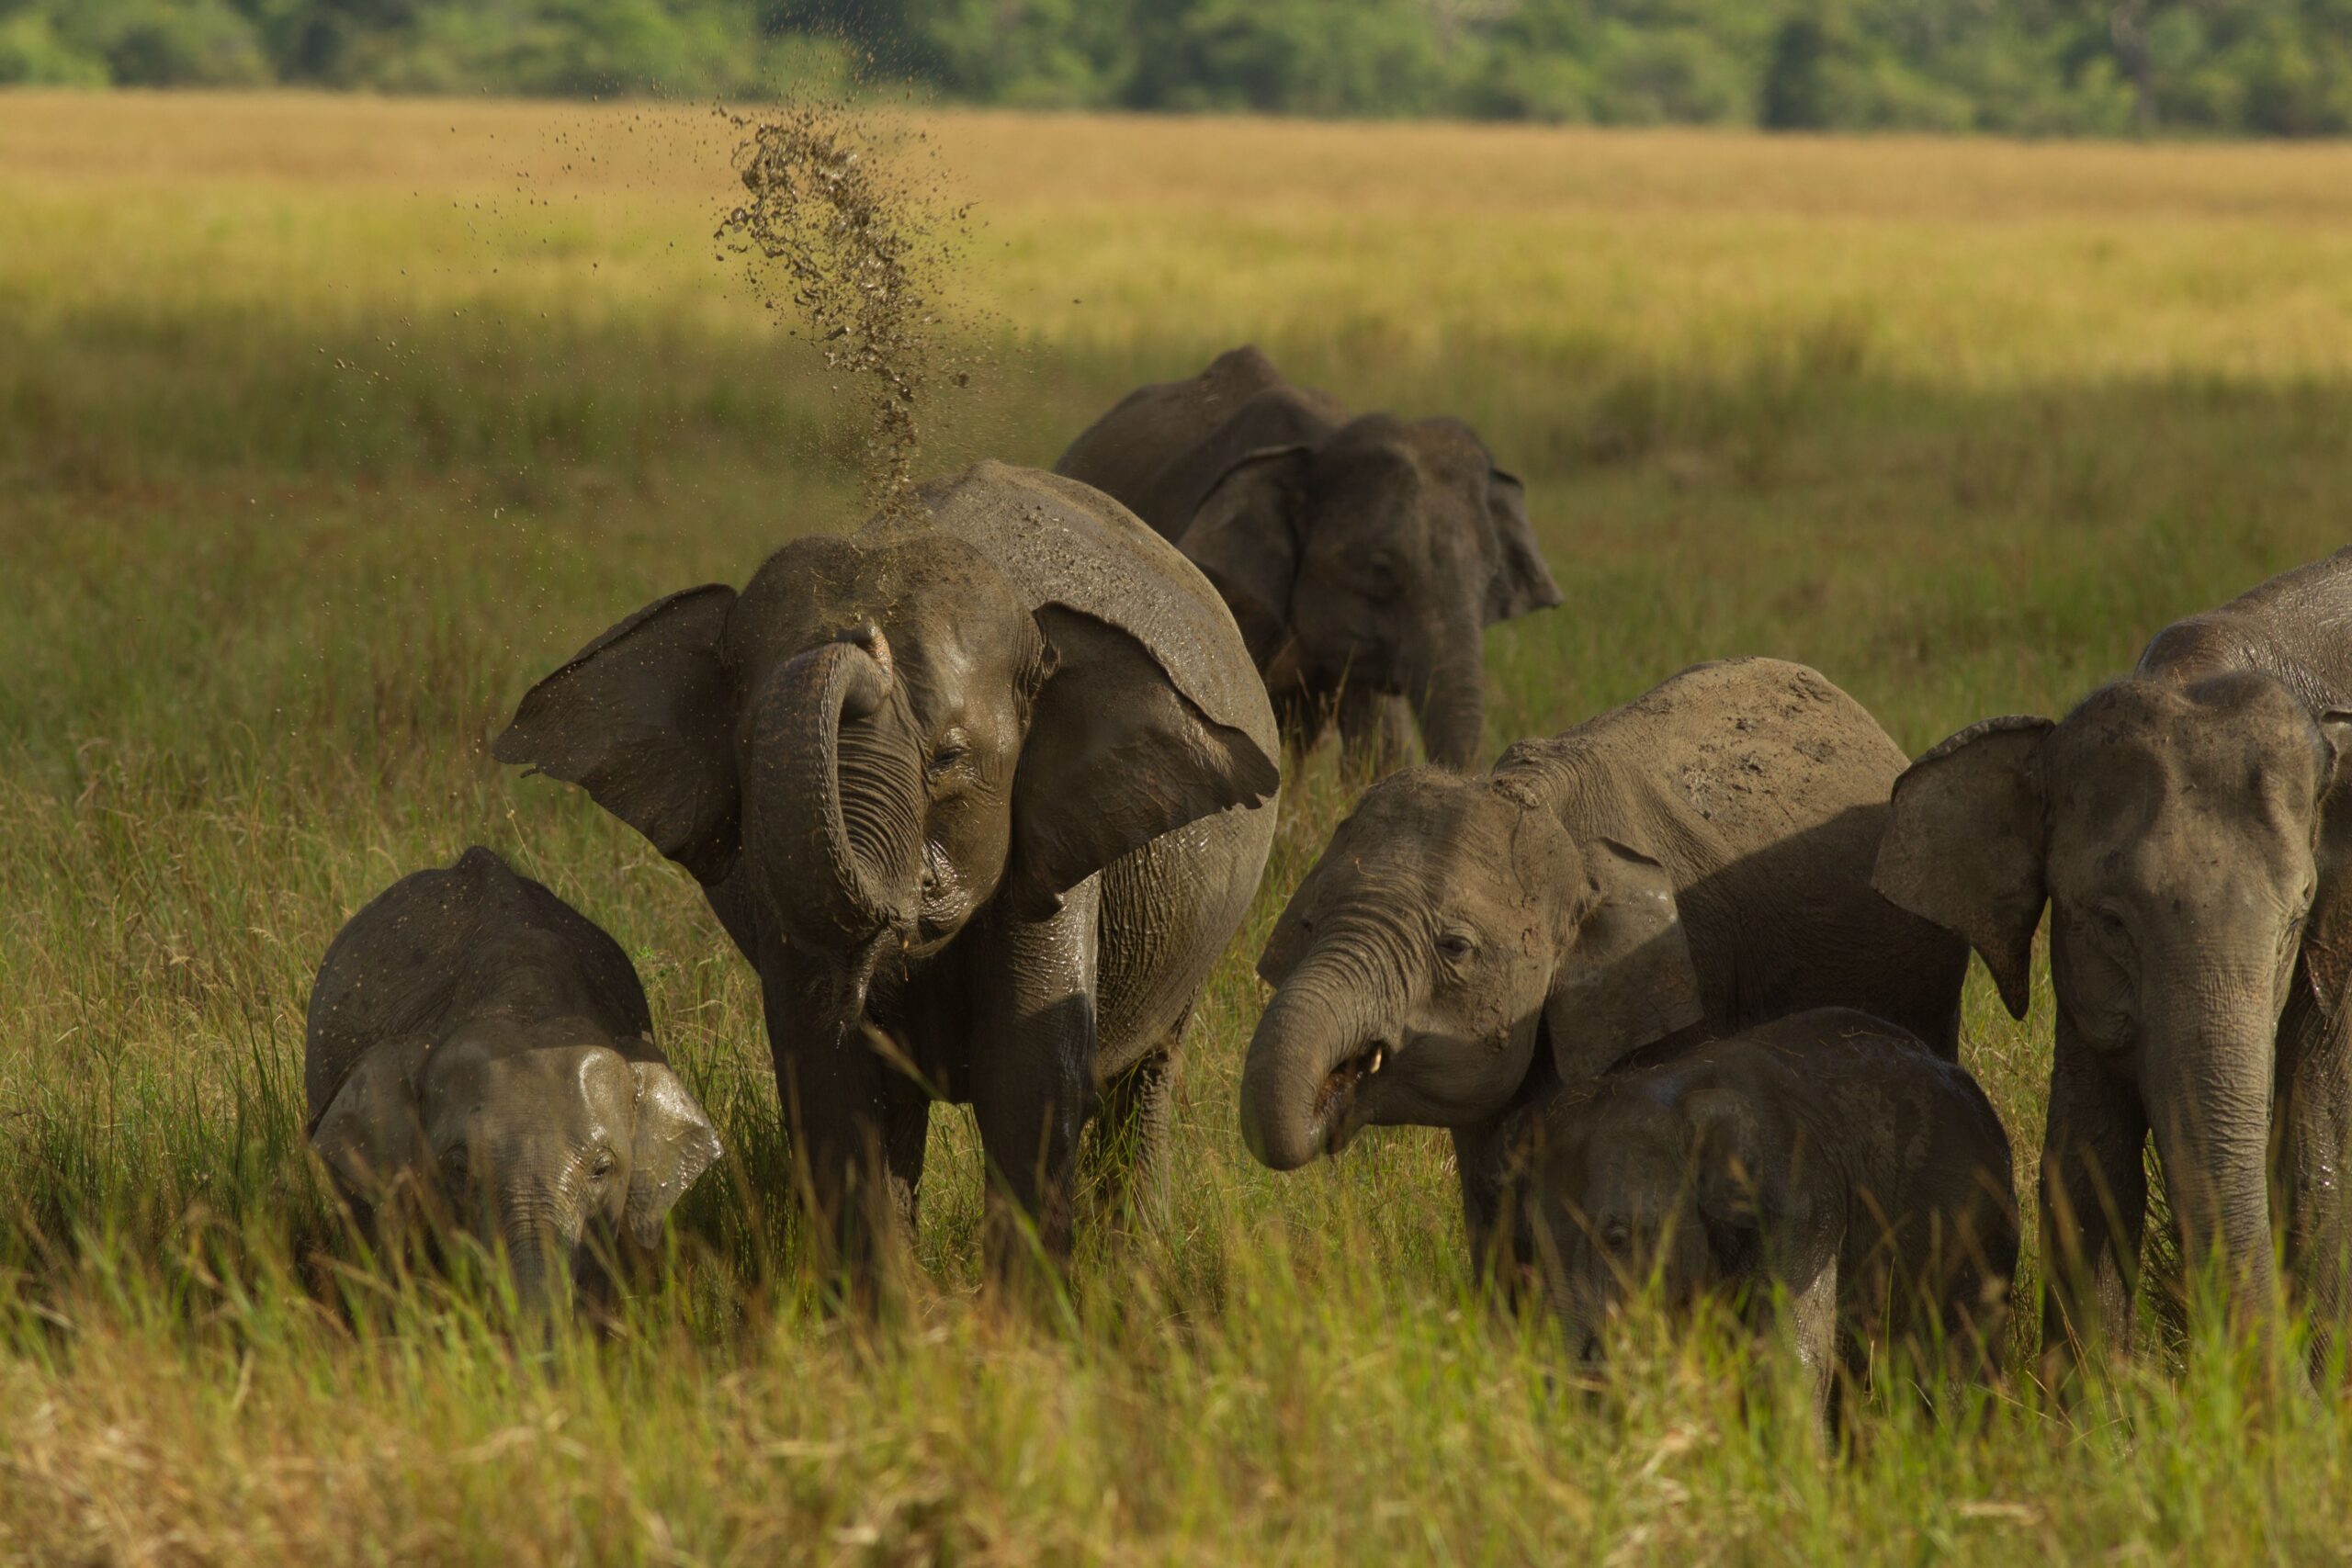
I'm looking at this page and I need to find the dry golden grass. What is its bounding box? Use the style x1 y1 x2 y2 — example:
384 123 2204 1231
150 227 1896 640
3 90 2352 1563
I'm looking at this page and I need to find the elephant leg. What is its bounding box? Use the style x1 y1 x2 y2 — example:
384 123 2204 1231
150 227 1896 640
2275 974 2351 1359
1336 684 1409 779
759 942 917 1297
969 880 1103 1287
1786 1257 1841 1447
1088 1033 1182 1239
2038 1036 2150 1381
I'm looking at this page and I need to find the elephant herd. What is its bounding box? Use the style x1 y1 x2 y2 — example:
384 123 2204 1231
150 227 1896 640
303 344 2352 1417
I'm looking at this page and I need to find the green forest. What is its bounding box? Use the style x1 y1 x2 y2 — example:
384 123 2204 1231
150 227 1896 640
5 0 2352 134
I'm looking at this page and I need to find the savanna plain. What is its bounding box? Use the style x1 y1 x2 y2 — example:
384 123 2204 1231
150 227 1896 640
5 91 2352 1563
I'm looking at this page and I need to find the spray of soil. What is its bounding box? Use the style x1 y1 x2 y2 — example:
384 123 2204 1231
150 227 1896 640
717 103 978 515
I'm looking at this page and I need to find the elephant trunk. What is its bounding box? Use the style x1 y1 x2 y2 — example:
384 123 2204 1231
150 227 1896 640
2143 1002 2278 1337
758 629 925 947
498 1186 580 1320
1410 617 1486 772
1239 953 1398 1170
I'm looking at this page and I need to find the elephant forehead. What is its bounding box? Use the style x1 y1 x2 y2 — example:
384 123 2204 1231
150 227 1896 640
1334 773 1525 874
735 529 1028 655
2052 676 2323 813
910 461 1276 749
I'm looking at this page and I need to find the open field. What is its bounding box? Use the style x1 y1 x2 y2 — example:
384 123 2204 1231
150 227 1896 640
5 91 2352 1562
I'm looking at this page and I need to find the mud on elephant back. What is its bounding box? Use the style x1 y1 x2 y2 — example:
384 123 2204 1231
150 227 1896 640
1236 656 1970 1280
1873 546 2352 1380
494 463 1280 1302
1055 344 1563 773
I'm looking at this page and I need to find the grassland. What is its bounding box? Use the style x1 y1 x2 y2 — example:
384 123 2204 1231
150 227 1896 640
5 90 2352 1562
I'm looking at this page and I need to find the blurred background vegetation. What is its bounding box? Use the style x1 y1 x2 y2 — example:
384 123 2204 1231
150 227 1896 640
6 0 2352 136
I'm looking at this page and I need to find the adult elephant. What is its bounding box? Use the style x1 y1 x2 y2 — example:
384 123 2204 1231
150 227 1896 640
1873 547 2352 1367
1054 344 1562 772
494 463 1280 1287
1237 658 1969 1270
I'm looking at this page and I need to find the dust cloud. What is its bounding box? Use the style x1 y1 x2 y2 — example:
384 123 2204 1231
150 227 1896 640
717 102 981 515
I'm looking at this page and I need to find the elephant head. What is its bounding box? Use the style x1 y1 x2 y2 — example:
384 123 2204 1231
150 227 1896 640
1238 769 1703 1169
311 1017 722 1318
1874 672 2352 1325
1181 405 1561 769
1519 1077 1767 1361
494 483 1278 1147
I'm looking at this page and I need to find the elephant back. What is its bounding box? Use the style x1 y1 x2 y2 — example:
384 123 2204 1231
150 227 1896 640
909 461 1279 752
1052 344 1288 522
303 847 653 1121
1501 657 1967 1052
1502 657 1907 844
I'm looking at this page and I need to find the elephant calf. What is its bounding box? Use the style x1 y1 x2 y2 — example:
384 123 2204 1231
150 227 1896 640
1510 1009 2018 1424
305 847 722 1317
1239 657 1971 1273
1055 344 1562 771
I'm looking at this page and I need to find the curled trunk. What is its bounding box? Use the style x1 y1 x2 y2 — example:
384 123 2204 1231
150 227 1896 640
755 633 925 946
1238 957 1396 1170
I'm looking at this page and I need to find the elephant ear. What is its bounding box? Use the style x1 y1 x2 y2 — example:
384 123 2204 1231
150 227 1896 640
910 464 1282 919
310 1036 433 1207
1179 445 1310 666
1545 839 1707 1087
625 1060 724 1250
492 585 742 886
2301 709 2352 1014
1872 715 2053 1021
1005 604 1282 919
1481 467 1564 625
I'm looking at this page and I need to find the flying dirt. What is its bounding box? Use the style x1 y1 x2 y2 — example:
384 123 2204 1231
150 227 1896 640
717 101 979 513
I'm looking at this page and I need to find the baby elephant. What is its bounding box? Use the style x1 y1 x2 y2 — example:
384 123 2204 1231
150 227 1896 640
305 847 723 1317
1513 1009 2018 1423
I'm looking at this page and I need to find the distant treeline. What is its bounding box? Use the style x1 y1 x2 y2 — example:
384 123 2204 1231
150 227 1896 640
6 0 2352 136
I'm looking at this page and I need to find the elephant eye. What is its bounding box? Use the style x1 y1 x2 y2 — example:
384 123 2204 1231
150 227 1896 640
1436 931 1476 964
590 1152 617 1181
1601 1220 1631 1253
927 739 970 780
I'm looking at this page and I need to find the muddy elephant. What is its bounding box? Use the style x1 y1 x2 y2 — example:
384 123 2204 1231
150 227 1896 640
1510 1009 2018 1427
1238 657 1970 1273
495 462 1280 1289
1873 547 2352 1366
1054 344 1562 772
305 847 723 1318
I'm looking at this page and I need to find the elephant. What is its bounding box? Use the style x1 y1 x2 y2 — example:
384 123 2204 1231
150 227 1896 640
1872 547 2352 1367
304 846 723 1318
1508 1009 2018 1427
493 461 1280 1290
1238 657 1971 1278
1053 344 1563 772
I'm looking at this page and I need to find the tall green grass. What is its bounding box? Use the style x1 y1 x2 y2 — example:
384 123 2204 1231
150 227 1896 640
4 92 2352 1561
